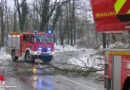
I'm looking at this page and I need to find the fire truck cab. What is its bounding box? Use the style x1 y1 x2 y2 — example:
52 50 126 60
8 31 55 63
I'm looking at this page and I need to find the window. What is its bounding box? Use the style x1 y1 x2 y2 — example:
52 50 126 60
23 35 26 42
33 35 54 43
29 35 33 42
26 35 28 42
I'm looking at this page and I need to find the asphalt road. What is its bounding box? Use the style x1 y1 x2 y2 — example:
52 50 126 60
0 52 104 90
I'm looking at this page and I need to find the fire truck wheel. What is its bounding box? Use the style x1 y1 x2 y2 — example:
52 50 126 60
25 51 32 62
31 59 35 64
12 50 18 62
123 77 130 90
25 51 35 63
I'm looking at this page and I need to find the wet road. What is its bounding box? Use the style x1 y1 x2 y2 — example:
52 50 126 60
0 52 104 90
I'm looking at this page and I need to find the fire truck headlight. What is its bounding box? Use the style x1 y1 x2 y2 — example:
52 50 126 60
127 63 130 69
34 51 38 55
51 52 55 55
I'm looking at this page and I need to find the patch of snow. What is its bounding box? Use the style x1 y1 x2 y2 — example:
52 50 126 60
109 42 129 48
67 50 104 70
54 45 104 70
55 44 86 53
96 71 104 75
0 47 11 61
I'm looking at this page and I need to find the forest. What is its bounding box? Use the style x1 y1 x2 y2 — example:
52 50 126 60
0 0 129 48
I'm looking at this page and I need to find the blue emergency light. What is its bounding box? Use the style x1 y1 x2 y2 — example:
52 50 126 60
48 29 53 34
34 30 38 33
47 47 51 51
38 47 43 51
5 38 8 43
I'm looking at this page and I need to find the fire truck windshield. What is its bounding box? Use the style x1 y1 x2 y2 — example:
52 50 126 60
34 35 54 43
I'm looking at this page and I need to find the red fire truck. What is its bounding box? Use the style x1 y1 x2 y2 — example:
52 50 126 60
91 0 130 90
8 31 55 64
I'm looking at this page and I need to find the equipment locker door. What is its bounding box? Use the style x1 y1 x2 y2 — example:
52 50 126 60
112 55 121 90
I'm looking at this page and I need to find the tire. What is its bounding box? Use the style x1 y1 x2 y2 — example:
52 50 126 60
12 50 18 62
123 78 130 90
25 51 35 63
128 86 130 90
31 59 35 64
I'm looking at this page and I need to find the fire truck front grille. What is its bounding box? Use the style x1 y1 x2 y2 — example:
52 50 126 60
42 47 47 52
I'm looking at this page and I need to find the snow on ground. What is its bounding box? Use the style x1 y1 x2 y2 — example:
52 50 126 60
0 46 104 74
0 47 11 61
55 44 86 52
55 45 104 72
67 50 104 70
109 42 129 48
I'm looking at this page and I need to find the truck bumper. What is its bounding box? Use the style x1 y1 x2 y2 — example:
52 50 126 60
30 51 54 60
30 51 54 56
33 55 53 60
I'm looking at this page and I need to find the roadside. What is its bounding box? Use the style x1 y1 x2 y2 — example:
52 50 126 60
0 46 104 90
54 45 104 74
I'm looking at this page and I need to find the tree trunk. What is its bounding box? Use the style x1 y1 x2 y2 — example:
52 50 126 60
0 2 5 47
14 10 17 32
66 4 70 44
59 19 63 45
69 0 73 46
102 33 106 49
0 12 5 47
72 0 76 44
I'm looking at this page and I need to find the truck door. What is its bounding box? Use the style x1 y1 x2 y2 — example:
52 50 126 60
28 34 33 49
22 34 27 52
22 34 33 52
112 55 121 90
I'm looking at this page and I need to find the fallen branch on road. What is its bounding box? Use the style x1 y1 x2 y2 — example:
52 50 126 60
51 63 104 76
52 51 104 76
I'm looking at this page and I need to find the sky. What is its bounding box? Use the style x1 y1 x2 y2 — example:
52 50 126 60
7 0 33 9
8 0 59 7
7 0 93 22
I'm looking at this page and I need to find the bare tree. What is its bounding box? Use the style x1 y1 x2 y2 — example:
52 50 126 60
72 0 76 44
32 0 40 30
13 7 17 32
35 0 69 32
14 0 29 32
52 5 62 30
0 0 6 47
